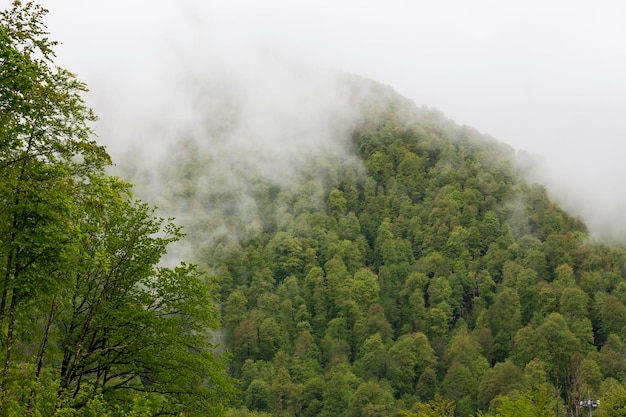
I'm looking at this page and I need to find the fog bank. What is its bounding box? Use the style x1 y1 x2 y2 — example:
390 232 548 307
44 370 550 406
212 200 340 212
40 0 626 241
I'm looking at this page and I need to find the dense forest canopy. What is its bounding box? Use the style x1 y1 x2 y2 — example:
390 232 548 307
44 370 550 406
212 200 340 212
4 2 626 417
156 64 626 417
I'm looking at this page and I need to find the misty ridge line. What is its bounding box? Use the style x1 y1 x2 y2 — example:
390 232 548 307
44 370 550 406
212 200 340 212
70 31 607 245
100 56 566 251
40 0 626 243
103 58 605 253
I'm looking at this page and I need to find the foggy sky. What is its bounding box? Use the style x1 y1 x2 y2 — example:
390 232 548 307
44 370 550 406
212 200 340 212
34 0 626 240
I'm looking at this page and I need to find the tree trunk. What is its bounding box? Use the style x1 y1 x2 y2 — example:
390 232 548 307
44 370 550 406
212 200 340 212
0 245 15 331
0 292 18 417
26 297 58 416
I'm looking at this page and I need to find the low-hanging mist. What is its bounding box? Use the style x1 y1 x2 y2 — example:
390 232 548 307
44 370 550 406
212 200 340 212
41 0 626 242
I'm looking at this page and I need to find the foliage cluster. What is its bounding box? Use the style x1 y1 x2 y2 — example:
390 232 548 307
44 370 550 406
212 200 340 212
0 2 234 416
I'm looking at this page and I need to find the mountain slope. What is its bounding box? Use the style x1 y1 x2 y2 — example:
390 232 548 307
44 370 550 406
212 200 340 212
159 76 625 416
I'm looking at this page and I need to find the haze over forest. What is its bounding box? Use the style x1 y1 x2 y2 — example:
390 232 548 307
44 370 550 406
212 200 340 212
7 2 626 416
39 0 626 241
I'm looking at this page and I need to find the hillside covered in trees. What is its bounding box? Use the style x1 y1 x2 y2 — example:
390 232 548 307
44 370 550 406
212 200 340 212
157 77 626 416
5 2 626 417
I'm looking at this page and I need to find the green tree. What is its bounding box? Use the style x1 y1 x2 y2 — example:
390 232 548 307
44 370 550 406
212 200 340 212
298 376 325 417
598 334 626 380
271 367 300 417
478 360 526 410
389 332 437 397
491 391 552 417
534 313 581 387
291 330 322 382
481 210 502 248
322 318 351 365
320 364 359 417
224 289 249 343
442 328 489 414
267 231 304 281
399 394 455 417
258 317 285 360
234 318 261 364
396 152 426 202
340 166 361 214
337 268 381 325
599 296 626 342
245 379 272 412
54 179 236 415
346 380 394 417
354 333 390 381
328 188 348 218
599 380 626 417
0 1 110 410
357 304 393 345
488 288 522 361
441 361 476 414
303 266 328 335
415 366 438 402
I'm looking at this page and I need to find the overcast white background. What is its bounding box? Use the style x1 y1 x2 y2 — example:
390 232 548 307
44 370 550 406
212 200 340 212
28 0 626 240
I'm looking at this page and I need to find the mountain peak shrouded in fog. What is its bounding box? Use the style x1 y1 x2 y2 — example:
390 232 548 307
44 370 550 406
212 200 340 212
159 70 623 417
41 0 626 241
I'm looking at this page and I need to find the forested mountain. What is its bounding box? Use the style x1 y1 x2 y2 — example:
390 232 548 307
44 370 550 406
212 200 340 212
5 2 626 417
157 77 626 417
